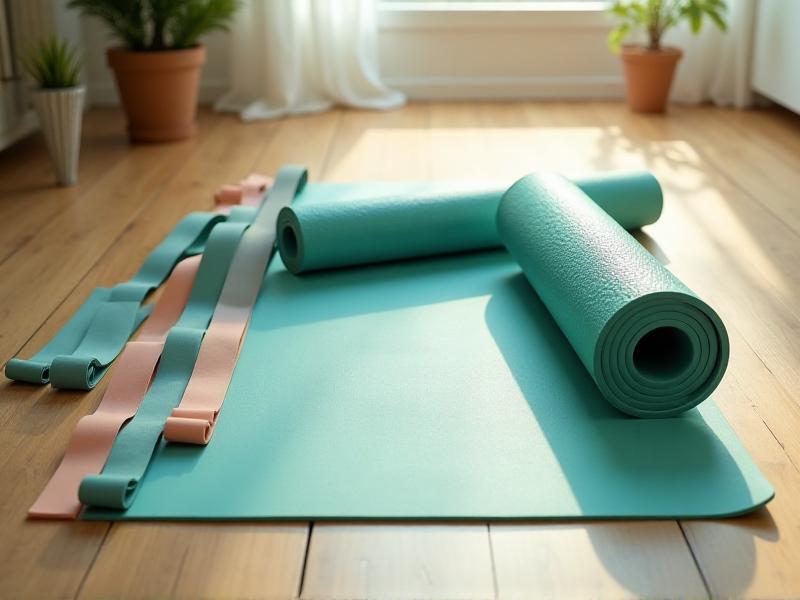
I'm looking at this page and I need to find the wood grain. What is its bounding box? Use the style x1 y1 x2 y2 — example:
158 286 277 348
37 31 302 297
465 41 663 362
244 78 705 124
79 523 308 600
0 103 799 599
301 524 495 600
0 110 132 267
491 522 707 600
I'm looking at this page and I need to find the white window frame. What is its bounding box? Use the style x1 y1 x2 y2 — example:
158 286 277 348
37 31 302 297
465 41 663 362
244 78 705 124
376 1 623 100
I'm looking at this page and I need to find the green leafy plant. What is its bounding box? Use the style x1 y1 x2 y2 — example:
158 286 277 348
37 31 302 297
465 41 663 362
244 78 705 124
22 35 82 89
68 0 240 51
608 0 728 52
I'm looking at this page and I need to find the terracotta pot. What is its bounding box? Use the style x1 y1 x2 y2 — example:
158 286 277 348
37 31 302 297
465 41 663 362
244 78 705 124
620 45 683 113
107 46 206 143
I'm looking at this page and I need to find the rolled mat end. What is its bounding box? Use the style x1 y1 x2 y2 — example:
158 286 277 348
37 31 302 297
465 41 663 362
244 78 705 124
498 172 729 418
594 290 729 418
276 207 305 275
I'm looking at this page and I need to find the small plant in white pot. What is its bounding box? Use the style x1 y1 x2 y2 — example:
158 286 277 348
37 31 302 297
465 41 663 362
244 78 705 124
23 36 85 186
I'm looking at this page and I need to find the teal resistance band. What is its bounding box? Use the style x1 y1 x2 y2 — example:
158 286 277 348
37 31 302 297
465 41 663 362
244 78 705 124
78 166 308 510
4 207 255 390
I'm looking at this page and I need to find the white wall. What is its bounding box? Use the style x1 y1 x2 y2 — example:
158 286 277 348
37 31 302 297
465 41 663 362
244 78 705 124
751 0 800 114
378 5 623 99
82 3 624 106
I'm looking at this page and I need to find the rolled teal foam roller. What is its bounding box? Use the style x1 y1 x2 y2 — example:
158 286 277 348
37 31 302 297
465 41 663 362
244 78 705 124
497 173 729 418
278 172 662 273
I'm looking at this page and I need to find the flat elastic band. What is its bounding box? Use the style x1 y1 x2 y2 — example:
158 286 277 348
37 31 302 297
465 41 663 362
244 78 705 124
215 174 273 207
31 175 275 517
28 256 200 519
78 218 258 511
5 211 225 389
164 165 308 445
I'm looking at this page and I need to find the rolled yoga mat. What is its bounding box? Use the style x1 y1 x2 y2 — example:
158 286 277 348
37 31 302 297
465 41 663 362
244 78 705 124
277 172 662 274
497 174 729 418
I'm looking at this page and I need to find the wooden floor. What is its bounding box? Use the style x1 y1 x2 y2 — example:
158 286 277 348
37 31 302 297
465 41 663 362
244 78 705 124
1 102 799 599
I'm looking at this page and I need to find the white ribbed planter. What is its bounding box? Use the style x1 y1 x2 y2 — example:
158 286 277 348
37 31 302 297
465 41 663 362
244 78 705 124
32 86 85 186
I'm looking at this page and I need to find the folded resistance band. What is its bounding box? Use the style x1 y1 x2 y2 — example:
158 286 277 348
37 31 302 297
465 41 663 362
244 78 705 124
29 178 269 519
163 166 309 445
5 211 225 389
497 174 729 418
78 166 308 510
276 172 662 274
28 256 201 519
215 174 273 208
76 220 253 511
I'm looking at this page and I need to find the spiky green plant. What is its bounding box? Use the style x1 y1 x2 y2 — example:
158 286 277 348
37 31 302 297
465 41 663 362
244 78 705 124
22 35 82 89
68 0 240 51
608 0 728 52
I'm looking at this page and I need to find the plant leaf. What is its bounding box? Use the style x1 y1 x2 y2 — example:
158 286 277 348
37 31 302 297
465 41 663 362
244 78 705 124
22 35 82 88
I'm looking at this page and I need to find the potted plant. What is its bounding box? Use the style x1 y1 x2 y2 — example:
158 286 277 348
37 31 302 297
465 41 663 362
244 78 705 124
608 0 728 113
69 0 240 142
23 35 85 186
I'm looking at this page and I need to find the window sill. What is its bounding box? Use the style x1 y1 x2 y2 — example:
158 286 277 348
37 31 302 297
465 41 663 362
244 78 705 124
379 1 612 30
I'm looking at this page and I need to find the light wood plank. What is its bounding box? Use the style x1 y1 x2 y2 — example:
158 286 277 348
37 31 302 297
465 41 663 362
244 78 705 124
669 106 800 237
491 522 707 600
251 110 343 179
321 104 432 181
0 111 223 371
79 523 308 600
301 524 496 600
0 109 132 266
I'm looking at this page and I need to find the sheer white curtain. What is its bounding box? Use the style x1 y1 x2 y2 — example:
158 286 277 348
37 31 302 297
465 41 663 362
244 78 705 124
668 0 756 107
215 0 405 121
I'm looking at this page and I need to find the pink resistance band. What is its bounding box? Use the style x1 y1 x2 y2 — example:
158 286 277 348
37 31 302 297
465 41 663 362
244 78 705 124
28 256 200 519
215 174 272 208
163 166 307 445
29 175 271 519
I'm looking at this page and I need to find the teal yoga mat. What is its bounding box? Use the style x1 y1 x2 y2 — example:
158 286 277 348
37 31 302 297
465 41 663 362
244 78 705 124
277 172 662 273
84 180 772 521
498 174 729 418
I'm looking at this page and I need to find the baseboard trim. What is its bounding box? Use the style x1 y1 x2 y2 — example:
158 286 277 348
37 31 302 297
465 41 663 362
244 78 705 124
87 75 624 105
0 109 38 151
384 75 625 100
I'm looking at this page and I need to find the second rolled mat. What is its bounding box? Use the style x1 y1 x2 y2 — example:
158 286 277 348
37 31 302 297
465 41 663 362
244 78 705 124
497 174 729 418
277 172 662 273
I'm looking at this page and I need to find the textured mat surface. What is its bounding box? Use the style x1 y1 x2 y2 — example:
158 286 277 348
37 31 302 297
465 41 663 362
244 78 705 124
498 174 728 417
84 181 772 520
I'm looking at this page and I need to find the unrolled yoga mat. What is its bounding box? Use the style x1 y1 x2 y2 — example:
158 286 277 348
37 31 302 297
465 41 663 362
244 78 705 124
84 180 772 521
